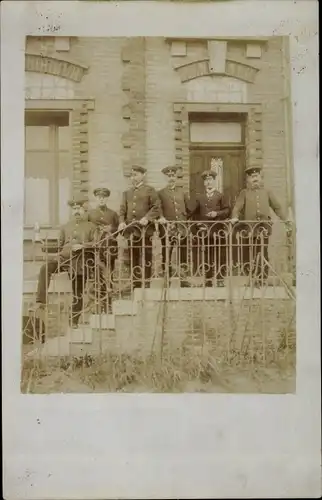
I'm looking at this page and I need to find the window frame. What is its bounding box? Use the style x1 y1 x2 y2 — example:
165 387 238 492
24 110 71 228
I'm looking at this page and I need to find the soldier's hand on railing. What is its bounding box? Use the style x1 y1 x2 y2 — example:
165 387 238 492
118 222 126 231
139 217 149 226
103 224 112 233
196 222 207 232
72 243 83 251
207 211 218 218
230 217 239 224
159 216 167 224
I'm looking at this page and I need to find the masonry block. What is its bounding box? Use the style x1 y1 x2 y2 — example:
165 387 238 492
113 299 138 316
25 335 71 359
68 325 93 344
90 314 115 330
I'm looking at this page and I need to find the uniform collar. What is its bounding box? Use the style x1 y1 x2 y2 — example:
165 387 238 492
205 187 217 197
133 182 144 190
73 217 86 225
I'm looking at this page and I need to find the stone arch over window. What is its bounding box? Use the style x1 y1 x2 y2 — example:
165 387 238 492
25 72 76 100
184 75 248 103
25 53 88 99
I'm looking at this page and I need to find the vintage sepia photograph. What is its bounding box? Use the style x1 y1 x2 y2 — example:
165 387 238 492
21 34 296 394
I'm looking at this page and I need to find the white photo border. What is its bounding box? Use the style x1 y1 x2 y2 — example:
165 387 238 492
1 1 320 498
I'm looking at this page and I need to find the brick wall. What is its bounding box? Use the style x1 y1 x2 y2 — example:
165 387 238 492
145 37 184 188
73 37 128 211
25 36 291 214
25 36 128 212
144 37 289 211
114 297 295 359
121 37 146 178
248 37 288 210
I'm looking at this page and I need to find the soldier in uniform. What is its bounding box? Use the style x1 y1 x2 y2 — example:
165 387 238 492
190 170 230 287
231 165 291 284
118 165 160 289
158 165 191 284
88 187 119 309
32 197 97 328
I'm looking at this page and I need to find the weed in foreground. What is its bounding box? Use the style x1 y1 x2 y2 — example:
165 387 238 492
21 345 295 394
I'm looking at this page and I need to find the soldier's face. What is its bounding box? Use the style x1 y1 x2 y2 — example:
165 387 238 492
204 177 215 190
72 205 85 219
96 195 108 206
167 172 177 186
131 170 144 186
248 172 261 188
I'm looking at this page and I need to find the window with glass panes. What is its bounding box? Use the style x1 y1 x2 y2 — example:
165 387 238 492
24 110 72 227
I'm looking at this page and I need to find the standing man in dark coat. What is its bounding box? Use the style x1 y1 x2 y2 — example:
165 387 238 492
31 197 97 328
231 165 292 284
190 170 230 287
118 166 160 289
158 165 191 284
88 187 119 309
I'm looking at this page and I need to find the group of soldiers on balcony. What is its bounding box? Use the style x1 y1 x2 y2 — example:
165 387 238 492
32 162 292 328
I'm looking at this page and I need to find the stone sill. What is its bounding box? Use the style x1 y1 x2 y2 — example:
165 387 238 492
24 227 61 241
132 286 291 302
24 279 72 294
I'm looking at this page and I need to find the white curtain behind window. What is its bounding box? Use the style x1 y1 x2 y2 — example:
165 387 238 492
24 178 50 225
210 157 224 193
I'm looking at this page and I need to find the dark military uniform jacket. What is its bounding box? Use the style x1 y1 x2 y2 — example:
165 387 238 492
158 186 191 221
232 187 287 235
88 206 119 250
158 185 192 239
189 190 230 236
57 218 97 274
88 206 119 231
119 183 160 236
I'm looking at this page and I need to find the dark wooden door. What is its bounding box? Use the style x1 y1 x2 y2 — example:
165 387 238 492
189 148 245 208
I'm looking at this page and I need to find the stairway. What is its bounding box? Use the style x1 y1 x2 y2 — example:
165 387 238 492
23 274 293 362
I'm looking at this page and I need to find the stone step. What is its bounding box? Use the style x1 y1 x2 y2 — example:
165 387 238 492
132 286 291 302
24 336 71 359
24 325 118 359
68 325 93 344
23 278 72 294
89 314 115 330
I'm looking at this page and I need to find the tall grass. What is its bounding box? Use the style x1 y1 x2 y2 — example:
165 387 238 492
21 346 295 394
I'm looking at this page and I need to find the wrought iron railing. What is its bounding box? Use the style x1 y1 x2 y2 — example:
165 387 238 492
21 220 296 393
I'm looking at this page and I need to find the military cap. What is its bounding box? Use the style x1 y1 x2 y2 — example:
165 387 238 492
161 165 179 176
245 166 262 175
201 170 217 180
68 196 88 208
93 187 111 197
131 165 146 174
